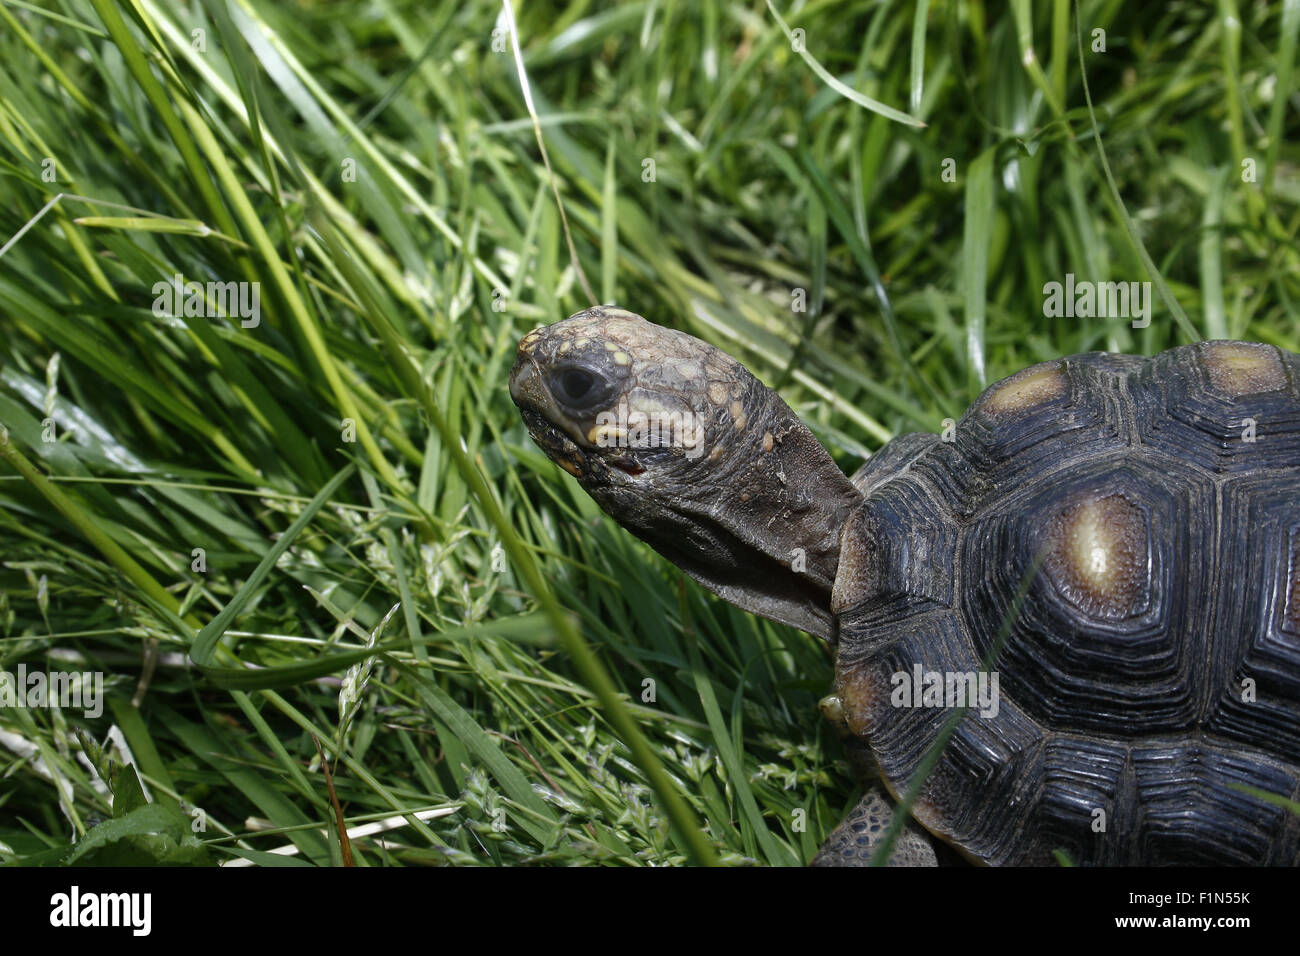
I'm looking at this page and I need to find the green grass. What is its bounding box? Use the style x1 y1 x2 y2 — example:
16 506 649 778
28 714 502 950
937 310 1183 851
0 0 1297 866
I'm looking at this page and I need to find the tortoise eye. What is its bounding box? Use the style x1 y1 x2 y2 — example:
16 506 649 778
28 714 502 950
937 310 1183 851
561 369 595 401
550 364 614 410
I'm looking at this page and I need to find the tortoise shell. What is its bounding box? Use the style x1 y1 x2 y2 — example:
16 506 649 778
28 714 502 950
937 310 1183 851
831 341 1300 865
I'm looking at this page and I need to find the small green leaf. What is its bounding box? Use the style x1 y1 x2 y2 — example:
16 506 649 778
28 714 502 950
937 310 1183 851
111 764 149 818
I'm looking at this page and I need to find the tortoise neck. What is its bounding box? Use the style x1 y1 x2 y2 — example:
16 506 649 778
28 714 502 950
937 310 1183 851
591 378 862 639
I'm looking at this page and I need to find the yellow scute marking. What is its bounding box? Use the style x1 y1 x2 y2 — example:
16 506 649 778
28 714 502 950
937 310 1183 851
1045 494 1148 619
1202 342 1286 396
836 665 883 739
984 363 1067 414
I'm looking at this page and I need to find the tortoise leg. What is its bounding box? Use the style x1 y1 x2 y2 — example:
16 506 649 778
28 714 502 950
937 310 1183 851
811 786 937 866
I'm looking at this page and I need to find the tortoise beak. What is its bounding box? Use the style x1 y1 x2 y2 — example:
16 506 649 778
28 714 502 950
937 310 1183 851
509 347 591 477
508 355 542 408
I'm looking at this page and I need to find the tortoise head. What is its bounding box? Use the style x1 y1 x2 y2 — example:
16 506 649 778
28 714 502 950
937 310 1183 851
509 307 862 639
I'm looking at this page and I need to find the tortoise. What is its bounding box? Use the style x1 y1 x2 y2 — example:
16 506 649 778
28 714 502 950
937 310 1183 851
509 306 1300 865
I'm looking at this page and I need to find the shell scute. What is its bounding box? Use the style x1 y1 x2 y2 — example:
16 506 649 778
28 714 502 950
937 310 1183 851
834 343 1300 864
